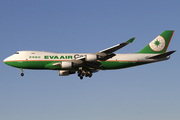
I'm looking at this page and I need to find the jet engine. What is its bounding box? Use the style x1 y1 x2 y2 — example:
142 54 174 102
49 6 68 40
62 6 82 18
59 70 76 76
85 54 98 62
61 61 73 69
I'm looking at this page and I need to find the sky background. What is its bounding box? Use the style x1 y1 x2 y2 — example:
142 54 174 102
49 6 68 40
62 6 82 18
0 0 180 120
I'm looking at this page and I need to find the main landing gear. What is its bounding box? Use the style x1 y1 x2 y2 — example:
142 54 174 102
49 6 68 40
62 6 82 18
77 70 92 80
20 68 24 76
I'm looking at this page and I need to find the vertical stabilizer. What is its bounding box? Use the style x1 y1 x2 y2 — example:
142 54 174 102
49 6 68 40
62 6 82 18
138 30 174 53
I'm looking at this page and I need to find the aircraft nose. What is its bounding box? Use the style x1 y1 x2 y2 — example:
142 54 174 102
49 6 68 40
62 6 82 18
3 56 11 62
3 54 14 62
3 56 12 65
3 57 8 62
3 57 9 65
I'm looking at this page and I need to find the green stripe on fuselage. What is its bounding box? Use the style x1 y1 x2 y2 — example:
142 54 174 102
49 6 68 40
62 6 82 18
4 61 51 69
4 60 150 70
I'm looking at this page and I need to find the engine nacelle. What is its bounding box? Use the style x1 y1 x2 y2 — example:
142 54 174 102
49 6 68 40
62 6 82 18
59 70 75 76
61 61 73 69
85 54 97 62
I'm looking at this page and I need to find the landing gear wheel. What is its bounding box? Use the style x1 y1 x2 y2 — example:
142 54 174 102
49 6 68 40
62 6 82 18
85 74 88 77
89 73 92 78
20 68 24 76
80 76 83 80
78 73 81 77
21 73 24 76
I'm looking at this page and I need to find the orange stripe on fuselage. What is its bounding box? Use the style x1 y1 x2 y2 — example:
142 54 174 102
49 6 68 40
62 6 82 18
4 59 151 63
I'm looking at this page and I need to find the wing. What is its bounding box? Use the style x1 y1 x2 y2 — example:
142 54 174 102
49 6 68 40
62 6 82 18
95 37 135 60
95 37 135 56
54 37 135 69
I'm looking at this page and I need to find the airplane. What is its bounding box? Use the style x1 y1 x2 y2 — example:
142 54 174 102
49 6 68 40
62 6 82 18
3 30 175 79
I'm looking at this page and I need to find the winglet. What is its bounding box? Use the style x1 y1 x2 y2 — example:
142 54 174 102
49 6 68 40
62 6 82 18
126 37 135 43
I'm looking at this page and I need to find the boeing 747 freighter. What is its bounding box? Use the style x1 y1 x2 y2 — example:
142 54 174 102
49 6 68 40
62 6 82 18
3 30 175 79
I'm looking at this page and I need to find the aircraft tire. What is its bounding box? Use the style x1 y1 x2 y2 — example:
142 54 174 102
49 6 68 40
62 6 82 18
78 73 81 77
89 73 92 78
21 73 24 76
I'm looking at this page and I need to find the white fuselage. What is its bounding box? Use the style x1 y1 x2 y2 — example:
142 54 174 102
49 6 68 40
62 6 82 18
4 51 167 63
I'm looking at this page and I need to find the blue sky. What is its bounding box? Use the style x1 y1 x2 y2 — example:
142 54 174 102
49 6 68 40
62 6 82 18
1 0 180 120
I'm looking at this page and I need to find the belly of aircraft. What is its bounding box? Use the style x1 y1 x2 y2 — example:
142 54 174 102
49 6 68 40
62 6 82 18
100 61 148 70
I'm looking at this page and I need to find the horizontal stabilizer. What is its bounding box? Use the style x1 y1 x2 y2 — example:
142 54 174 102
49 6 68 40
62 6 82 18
147 50 176 59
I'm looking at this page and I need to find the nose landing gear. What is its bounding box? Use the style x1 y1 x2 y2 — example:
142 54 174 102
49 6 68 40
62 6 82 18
20 68 24 76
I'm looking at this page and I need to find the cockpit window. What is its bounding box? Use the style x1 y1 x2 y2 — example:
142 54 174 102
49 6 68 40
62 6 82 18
15 52 19 54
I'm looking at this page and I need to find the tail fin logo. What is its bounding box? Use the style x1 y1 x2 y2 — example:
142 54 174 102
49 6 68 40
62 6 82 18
149 36 166 52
